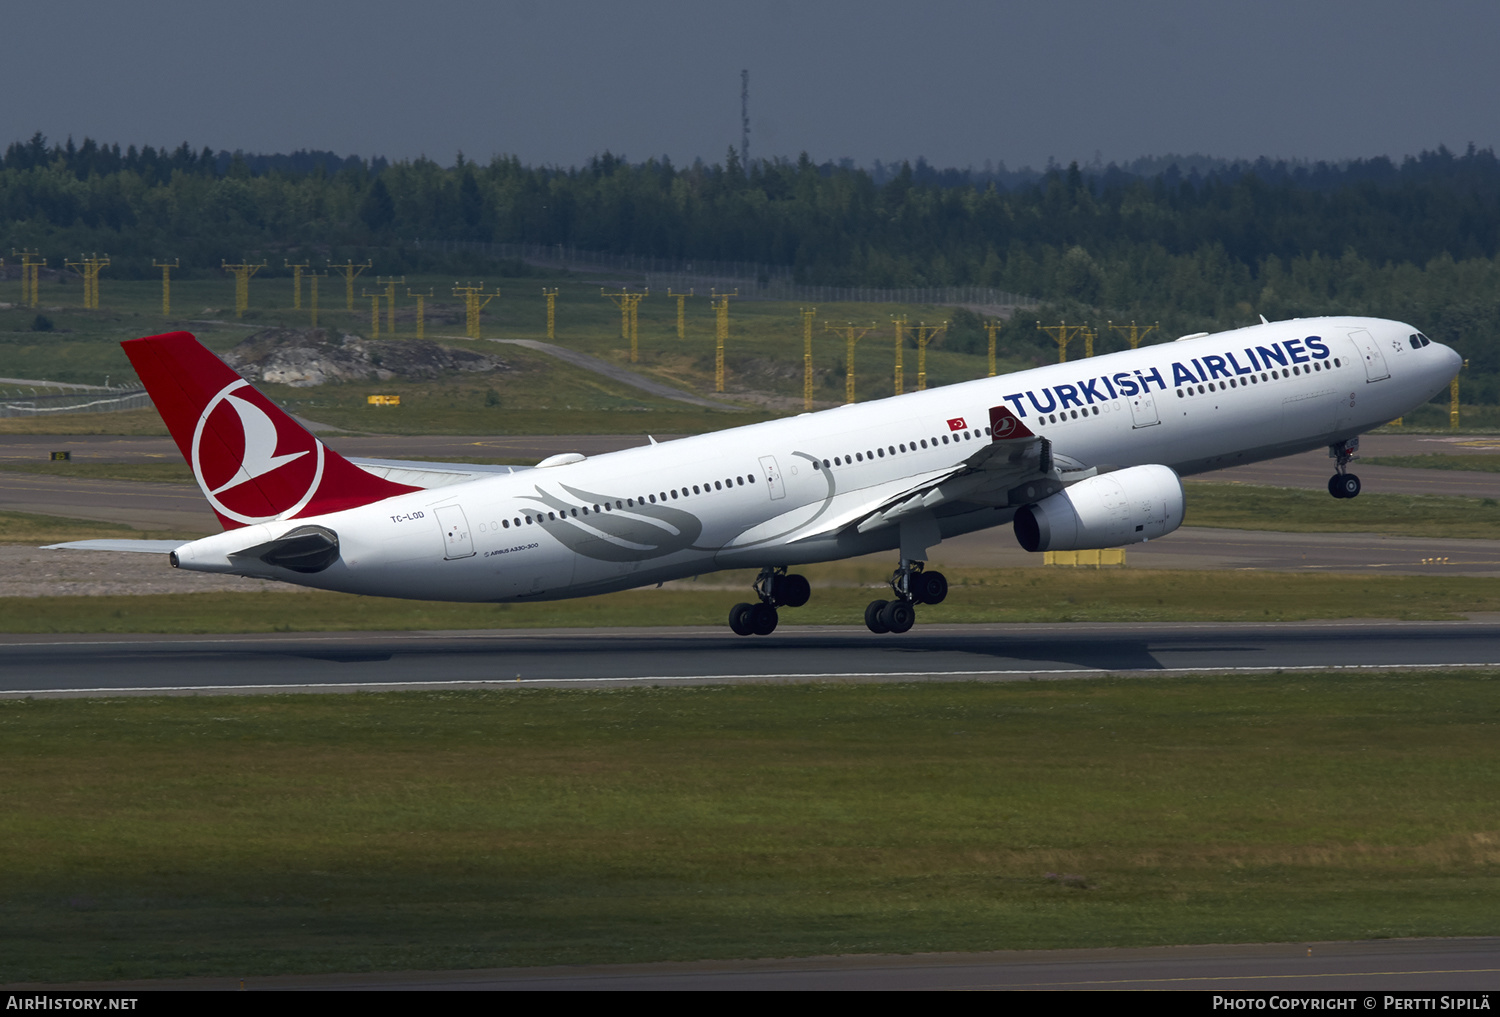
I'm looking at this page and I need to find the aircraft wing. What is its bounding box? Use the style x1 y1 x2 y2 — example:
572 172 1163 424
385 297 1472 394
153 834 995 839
348 458 531 489
849 416 1059 535
786 405 1077 544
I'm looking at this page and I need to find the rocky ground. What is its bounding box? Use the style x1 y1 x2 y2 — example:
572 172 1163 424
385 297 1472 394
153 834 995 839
223 327 508 387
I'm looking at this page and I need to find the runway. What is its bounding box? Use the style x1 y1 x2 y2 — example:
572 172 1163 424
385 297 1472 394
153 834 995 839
23 937 1500 991
4 620 1499 698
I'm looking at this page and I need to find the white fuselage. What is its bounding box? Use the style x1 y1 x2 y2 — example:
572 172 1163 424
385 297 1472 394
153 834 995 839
174 317 1461 602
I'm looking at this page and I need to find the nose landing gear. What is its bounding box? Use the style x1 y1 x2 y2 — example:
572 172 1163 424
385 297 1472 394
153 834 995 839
728 565 811 636
1328 438 1361 499
864 559 947 634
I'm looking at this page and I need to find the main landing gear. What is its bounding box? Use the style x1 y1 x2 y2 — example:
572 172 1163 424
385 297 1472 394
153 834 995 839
1328 438 1362 499
729 565 811 636
865 559 947 635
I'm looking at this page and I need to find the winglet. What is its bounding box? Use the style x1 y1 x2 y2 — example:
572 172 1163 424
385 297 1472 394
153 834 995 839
122 331 421 530
989 403 1035 441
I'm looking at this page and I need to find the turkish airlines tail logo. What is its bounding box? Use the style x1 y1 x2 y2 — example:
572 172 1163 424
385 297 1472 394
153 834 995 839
123 331 420 529
989 404 1036 441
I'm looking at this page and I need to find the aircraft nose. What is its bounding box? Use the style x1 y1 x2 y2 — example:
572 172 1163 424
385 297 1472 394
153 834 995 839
1442 343 1463 377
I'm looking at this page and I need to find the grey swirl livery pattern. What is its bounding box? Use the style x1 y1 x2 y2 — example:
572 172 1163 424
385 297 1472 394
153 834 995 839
520 483 706 561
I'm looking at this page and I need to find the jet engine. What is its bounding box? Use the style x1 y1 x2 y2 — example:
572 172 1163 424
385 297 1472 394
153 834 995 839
1013 464 1184 552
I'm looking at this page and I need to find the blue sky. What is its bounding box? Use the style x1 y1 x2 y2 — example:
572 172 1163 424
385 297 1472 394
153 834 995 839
5 0 1497 170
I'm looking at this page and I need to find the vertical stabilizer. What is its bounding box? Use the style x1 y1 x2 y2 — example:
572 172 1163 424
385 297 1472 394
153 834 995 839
123 331 420 529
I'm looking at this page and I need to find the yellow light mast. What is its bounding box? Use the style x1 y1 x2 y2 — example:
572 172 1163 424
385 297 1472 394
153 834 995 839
330 259 373 311
1108 320 1159 350
153 259 179 316
377 276 405 336
801 306 817 411
984 319 1002 377
452 283 497 339
601 288 647 362
12 250 44 308
64 253 109 310
408 288 433 341
307 270 327 328
361 288 382 337
285 261 309 310
891 315 907 395
825 322 876 404
543 288 559 340
667 288 692 339
222 260 267 318
1036 320 1087 363
912 320 947 391
710 289 737 392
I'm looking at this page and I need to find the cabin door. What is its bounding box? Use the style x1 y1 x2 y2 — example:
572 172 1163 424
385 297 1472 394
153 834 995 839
1128 390 1160 428
1348 330 1391 382
434 504 475 560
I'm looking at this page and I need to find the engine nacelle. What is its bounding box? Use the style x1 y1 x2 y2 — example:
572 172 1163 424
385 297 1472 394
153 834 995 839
1014 464 1184 552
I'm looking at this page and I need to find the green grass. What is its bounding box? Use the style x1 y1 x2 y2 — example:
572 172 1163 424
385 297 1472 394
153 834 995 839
0 511 201 546
1 675 1497 982
0 274 1038 435
1187 482 1500 539
1364 454 1500 472
5 569 1500 634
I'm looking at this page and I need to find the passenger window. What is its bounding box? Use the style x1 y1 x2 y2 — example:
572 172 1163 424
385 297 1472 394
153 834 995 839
856 453 863 461
877 448 884 457
714 481 722 490
920 439 927 448
737 476 744 486
748 475 755 483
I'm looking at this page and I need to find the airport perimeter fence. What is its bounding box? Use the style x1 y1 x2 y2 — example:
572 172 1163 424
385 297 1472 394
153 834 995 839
0 388 152 417
405 240 1034 308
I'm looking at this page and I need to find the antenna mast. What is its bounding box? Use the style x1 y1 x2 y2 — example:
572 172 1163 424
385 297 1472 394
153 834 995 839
740 68 749 170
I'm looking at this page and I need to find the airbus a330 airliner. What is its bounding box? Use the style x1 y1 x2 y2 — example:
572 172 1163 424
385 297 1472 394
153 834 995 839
57 319 1459 635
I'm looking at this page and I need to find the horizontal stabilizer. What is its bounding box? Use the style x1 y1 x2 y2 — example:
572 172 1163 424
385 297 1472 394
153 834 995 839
42 539 187 553
349 457 530 489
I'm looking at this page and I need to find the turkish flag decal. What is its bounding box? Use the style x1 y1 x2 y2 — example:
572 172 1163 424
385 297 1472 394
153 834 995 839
946 417 967 431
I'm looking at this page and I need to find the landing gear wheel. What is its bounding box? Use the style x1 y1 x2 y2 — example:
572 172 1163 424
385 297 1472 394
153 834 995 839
773 573 811 608
747 602 779 635
865 599 891 634
729 602 754 636
912 570 948 605
1330 473 1361 499
881 599 916 633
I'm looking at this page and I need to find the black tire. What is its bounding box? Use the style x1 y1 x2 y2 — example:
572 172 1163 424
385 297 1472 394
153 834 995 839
748 602 779 635
882 599 916 634
1330 473 1361 499
865 599 891 634
776 573 811 608
729 602 754 636
914 571 948 605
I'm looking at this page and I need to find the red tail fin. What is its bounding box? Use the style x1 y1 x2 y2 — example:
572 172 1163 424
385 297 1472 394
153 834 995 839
123 331 420 530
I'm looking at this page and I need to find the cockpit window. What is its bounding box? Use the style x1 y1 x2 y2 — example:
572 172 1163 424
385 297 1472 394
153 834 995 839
1411 332 1432 348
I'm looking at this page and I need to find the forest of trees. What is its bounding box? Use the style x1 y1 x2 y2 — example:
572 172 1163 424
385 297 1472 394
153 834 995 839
5 132 1500 399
